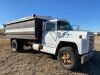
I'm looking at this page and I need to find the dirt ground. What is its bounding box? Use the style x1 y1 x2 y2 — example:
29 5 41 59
0 35 100 75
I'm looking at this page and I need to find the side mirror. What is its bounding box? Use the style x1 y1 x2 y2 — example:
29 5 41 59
72 25 80 30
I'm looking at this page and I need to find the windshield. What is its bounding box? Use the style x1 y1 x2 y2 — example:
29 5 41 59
57 21 73 30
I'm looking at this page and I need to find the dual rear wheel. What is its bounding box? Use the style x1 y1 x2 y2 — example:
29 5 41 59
11 39 23 52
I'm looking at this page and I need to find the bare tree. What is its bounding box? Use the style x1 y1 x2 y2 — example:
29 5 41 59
0 27 3 35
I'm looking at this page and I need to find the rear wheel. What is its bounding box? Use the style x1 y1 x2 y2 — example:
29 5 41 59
57 47 79 70
11 39 23 52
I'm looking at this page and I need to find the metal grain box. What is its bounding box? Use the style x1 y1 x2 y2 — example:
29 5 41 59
4 15 53 41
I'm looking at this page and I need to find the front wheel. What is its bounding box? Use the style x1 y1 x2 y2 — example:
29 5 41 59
57 47 79 70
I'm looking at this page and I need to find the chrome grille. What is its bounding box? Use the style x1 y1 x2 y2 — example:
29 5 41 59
89 35 94 51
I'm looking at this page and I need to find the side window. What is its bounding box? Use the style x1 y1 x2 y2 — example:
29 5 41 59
46 22 55 31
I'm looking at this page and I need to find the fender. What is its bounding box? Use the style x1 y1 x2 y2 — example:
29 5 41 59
55 38 83 55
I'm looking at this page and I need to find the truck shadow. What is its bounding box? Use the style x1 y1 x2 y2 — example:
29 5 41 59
73 51 100 75
20 48 39 54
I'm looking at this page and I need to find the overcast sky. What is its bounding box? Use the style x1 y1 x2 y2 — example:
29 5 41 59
0 0 100 32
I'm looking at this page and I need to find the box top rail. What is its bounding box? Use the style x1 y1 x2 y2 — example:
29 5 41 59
4 14 54 25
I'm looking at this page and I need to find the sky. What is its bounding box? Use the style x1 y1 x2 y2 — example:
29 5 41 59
0 0 100 32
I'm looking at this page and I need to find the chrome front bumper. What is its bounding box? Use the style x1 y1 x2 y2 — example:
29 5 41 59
81 51 94 64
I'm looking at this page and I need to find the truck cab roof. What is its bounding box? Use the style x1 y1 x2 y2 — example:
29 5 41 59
49 19 68 23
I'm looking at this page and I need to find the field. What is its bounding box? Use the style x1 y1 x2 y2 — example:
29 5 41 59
0 35 100 75
94 36 100 50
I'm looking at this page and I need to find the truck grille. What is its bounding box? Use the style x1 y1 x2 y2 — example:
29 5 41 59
89 35 94 51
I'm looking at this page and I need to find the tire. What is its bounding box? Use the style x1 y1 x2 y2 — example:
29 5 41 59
57 47 78 70
11 39 23 52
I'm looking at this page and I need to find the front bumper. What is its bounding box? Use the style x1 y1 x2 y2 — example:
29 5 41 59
81 51 94 64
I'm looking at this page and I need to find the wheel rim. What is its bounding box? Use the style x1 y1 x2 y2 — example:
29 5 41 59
61 52 72 65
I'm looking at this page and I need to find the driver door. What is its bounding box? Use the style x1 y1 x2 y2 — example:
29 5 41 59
42 22 57 48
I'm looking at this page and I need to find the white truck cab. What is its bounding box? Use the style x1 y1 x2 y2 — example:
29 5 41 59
41 19 94 70
4 15 95 70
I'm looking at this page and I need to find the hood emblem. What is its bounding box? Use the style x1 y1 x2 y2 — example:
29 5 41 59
57 32 70 38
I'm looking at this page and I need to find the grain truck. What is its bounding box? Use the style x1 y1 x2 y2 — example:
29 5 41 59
4 14 95 70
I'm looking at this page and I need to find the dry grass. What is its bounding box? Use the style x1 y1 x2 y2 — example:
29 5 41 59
95 36 100 41
94 36 100 51
0 39 9 46
0 37 10 46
